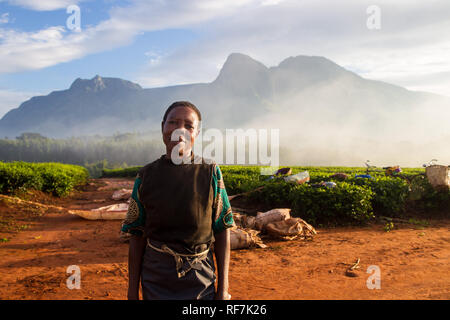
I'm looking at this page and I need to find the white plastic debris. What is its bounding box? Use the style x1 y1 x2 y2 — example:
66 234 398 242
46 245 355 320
111 189 132 200
254 208 291 231
69 203 129 220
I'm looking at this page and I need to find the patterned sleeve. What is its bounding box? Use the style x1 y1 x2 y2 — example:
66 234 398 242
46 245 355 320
212 164 235 234
120 175 146 236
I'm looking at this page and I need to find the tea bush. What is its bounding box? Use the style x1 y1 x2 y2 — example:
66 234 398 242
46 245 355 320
407 175 450 211
95 164 446 220
102 166 142 178
0 162 89 196
248 180 374 225
348 176 410 217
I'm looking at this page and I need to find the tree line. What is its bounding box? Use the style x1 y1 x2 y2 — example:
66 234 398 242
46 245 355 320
0 133 165 177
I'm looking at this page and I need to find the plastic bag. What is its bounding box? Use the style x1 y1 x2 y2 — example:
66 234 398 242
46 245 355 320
265 218 303 237
255 208 291 231
92 203 129 212
230 227 267 250
284 171 310 184
233 213 256 229
266 217 317 239
112 189 132 200
69 209 127 220
69 203 129 220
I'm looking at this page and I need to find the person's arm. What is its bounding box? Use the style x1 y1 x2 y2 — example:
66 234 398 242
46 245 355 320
211 164 234 300
121 175 147 300
214 228 231 300
128 234 146 300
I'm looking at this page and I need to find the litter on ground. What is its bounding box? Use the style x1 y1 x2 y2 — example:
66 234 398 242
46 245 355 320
231 208 316 250
230 228 267 250
111 189 132 200
283 171 310 184
69 203 128 220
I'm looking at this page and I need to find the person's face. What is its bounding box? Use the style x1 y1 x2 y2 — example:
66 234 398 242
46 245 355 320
161 106 200 158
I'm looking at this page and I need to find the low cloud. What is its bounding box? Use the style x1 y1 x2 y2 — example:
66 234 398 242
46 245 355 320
134 0 450 97
0 0 449 98
0 0 270 73
1 0 84 11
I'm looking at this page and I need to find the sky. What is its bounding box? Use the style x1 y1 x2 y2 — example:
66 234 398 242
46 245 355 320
0 0 449 118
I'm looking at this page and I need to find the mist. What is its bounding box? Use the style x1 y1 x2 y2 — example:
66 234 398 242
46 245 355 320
239 87 450 167
1 54 448 168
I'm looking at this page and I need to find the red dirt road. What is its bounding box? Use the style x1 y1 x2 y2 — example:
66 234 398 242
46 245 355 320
0 178 449 300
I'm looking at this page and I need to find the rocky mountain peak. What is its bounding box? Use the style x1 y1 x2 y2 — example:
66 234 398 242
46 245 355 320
69 75 142 92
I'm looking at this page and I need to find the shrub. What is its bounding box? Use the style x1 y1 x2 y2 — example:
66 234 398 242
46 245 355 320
101 166 142 178
100 164 446 220
349 177 410 217
0 162 42 193
0 162 89 196
248 180 374 225
222 172 265 195
291 182 374 225
408 175 450 211
247 179 297 207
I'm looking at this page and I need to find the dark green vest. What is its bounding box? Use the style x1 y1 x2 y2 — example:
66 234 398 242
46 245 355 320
138 153 215 250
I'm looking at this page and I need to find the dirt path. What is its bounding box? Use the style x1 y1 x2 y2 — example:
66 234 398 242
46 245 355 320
0 178 449 300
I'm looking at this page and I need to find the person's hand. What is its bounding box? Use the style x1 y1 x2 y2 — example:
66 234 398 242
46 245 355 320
215 290 231 300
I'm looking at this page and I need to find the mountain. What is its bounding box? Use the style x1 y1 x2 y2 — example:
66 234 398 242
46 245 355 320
0 53 448 142
0 75 145 137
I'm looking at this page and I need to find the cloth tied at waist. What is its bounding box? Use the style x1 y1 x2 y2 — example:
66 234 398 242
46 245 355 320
146 238 211 278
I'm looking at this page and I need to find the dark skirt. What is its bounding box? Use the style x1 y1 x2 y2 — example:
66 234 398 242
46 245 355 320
140 239 216 300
